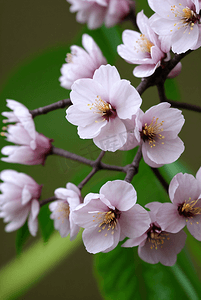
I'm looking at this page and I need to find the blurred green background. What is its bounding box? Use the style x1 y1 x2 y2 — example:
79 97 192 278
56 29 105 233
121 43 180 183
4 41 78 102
0 0 201 299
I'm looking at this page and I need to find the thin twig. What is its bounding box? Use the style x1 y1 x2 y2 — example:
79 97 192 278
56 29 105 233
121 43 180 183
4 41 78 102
51 146 93 166
166 100 201 113
40 196 57 208
99 162 126 172
157 82 201 112
124 146 142 183
151 168 169 193
78 168 97 190
30 99 71 118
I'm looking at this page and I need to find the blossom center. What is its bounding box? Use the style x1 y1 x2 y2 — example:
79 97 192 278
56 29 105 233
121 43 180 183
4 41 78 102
56 202 70 223
178 198 201 218
147 222 169 250
94 209 121 236
66 53 74 63
135 34 154 53
170 5 200 32
88 95 116 121
140 117 165 147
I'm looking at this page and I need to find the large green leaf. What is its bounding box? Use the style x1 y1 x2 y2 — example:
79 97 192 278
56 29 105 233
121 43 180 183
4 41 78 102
95 243 200 300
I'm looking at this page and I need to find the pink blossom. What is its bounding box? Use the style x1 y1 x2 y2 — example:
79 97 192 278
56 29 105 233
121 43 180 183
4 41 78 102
1 100 53 165
66 64 142 152
0 170 41 236
2 99 35 139
148 0 201 54
72 180 151 253
117 10 165 78
67 0 130 29
156 172 201 241
59 34 107 90
121 102 185 167
49 183 81 239
117 11 182 78
122 202 187 266
1 123 52 165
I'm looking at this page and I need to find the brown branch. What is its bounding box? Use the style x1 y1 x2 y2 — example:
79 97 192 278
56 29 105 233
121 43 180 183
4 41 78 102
30 99 71 118
166 100 201 113
77 168 97 190
50 146 93 166
40 196 57 208
124 146 142 183
157 82 201 112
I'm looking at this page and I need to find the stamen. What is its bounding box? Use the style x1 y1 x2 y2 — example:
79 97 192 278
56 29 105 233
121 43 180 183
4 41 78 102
87 96 116 122
56 202 70 224
170 4 200 33
140 117 164 147
66 53 73 63
134 34 154 53
147 223 169 250
94 210 120 235
178 198 201 218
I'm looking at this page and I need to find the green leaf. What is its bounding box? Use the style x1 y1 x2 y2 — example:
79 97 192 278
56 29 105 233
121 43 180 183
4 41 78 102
15 222 30 256
95 243 200 300
38 205 55 243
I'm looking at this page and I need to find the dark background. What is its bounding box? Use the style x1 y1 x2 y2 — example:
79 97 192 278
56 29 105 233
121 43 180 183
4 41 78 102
0 0 201 299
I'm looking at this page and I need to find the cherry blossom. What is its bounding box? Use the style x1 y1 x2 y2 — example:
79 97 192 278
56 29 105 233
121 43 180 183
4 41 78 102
2 99 35 139
72 180 151 254
0 170 41 236
1 123 53 165
66 0 130 29
66 64 142 151
122 202 187 266
1 100 53 165
117 10 165 78
121 102 185 167
49 183 81 239
156 172 201 241
59 34 107 90
148 0 201 53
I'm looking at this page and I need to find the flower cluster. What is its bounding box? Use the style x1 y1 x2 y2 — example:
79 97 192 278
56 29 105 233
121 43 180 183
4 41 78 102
1 0 201 271
66 64 185 166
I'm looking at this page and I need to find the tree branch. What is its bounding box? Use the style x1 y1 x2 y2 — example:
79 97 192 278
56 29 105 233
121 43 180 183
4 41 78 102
40 196 57 208
50 145 93 166
124 146 142 183
157 82 201 112
30 99 71 118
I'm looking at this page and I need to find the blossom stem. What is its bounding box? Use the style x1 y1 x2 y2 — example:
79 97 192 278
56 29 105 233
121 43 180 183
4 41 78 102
51 146 94 166
40 196 57 207
30 99 71 118
151 168 169 193
157 82 201 113
124 146 142 183
77 168 97 190
77 151 105 190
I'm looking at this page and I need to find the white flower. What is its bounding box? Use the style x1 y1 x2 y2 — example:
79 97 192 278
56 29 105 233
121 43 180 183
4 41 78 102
66 64 142 151
49 183 81 239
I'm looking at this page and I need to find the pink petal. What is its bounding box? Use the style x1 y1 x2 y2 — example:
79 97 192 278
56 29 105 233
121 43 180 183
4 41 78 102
156 203 186 233
99 180 137 211
120 204 151 238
